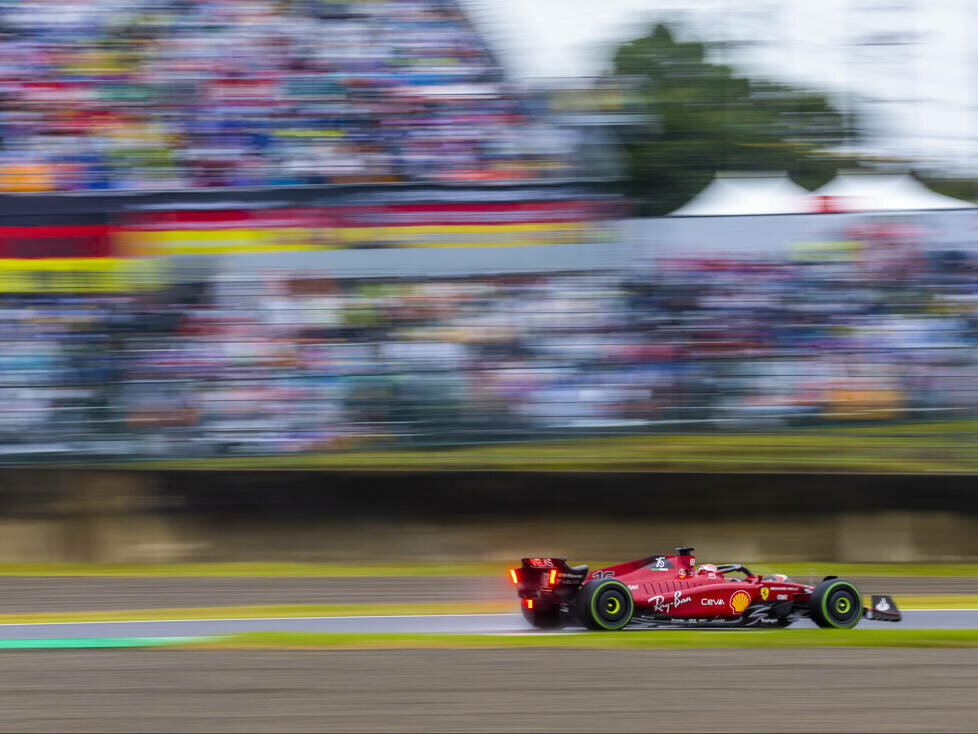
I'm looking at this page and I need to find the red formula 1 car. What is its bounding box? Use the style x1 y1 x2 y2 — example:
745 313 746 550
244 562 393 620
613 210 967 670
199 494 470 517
510 547 901 630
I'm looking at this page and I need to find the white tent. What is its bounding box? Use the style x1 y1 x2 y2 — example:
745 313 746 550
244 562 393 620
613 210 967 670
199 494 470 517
812 173 975 212
668 173 810 216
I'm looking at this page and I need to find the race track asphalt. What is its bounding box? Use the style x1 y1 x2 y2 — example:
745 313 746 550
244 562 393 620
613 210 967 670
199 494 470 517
1 578 975 732
0 608 975 640
0 576 514 613
2 648 977 733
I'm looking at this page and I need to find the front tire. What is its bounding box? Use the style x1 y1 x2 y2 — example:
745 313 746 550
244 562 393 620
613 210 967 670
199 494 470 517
575 579 634 630
809 578 863 629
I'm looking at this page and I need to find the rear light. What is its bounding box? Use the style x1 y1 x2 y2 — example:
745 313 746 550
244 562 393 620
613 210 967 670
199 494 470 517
548 569 558 585
509 569 519 585
526 599 534 609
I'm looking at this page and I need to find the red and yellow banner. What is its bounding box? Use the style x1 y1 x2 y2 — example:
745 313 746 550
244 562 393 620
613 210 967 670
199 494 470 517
0 199 611 291
115 201 606 256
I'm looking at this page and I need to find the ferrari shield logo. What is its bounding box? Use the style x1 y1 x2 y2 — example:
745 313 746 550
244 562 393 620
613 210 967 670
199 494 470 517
760 587 769 601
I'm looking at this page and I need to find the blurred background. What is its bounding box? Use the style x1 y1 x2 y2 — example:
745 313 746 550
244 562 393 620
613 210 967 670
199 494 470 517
1 6 977 734
0 0 977 563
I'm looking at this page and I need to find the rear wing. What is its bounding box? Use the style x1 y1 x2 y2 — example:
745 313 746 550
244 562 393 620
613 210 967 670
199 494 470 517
510 557 589 590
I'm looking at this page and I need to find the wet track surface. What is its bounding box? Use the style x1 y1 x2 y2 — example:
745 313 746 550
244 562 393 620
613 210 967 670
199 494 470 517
0 576 975 639
0 576 514 613
0 609 975 640
0 575 972 613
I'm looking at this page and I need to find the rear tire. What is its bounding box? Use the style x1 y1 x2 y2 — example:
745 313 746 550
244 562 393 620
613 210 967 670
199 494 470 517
575 579 634 630
809 578 863 629
521 605 563 628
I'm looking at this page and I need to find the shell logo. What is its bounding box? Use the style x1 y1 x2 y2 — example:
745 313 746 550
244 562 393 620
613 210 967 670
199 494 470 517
730 590 752 614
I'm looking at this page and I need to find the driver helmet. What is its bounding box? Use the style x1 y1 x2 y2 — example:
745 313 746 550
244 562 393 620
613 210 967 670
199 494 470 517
695 563 718 579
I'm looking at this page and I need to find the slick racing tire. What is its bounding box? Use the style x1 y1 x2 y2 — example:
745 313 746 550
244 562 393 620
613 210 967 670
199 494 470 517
521 604 564 629
575 578 634 630
809 578 863 629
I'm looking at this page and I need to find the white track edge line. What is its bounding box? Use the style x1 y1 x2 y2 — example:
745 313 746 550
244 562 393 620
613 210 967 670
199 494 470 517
0 609 975 628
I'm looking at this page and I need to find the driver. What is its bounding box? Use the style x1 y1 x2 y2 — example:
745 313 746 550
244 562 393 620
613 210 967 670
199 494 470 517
695 563 719 579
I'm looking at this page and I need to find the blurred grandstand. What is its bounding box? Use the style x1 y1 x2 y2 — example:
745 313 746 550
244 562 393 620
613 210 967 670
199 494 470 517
0 0 574 191
5 226 978 460
0 0 977 464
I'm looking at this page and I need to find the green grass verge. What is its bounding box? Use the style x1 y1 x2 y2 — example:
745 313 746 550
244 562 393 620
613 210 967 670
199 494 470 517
0 560 976 578
180 629 978 650
80 418 978 473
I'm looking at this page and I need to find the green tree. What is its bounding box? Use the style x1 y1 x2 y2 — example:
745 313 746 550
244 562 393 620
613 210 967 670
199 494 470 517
613 24 860 214
919 176 978 204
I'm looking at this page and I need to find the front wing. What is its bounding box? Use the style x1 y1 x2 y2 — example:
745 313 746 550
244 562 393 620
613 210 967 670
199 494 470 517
864 594 901 622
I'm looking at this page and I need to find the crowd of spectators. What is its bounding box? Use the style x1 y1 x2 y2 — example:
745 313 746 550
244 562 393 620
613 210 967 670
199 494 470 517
5 0 974 461
0 0 573 192
3 244 978 459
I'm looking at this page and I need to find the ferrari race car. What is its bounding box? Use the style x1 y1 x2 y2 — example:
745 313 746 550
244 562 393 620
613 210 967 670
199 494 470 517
510 547 901 630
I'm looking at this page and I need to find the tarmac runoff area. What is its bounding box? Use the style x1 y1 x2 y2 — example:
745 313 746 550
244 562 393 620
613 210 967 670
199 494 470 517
0 609 975 643
1 648 977 733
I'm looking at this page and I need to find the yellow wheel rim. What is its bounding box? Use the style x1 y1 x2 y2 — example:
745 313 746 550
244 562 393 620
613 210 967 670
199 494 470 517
836 598 851 614
606 597 621 615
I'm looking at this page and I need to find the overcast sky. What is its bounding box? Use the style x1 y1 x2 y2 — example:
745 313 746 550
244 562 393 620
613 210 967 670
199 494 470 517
463 0 978 175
